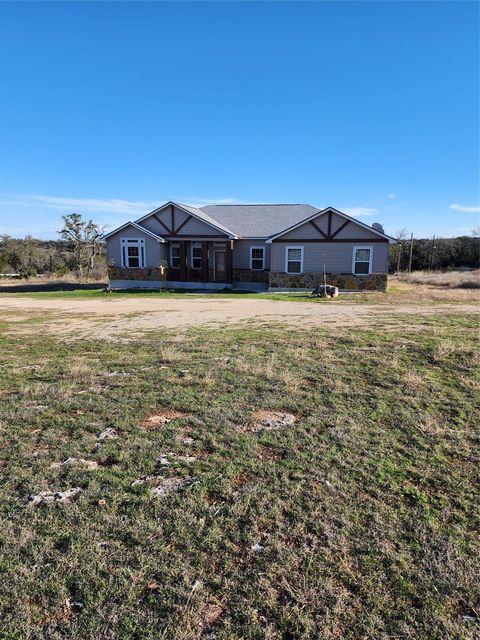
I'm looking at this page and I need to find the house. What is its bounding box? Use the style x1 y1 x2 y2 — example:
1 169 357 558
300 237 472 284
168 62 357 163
103 202 395 291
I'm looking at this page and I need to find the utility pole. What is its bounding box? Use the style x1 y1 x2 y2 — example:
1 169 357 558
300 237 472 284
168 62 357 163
408 232 414 276
429 235 436 270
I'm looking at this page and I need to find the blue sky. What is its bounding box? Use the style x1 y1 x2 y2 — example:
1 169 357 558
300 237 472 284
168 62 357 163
0 1 478 239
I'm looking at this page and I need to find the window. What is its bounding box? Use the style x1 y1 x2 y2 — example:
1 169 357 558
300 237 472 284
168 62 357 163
352 246 373 274
170 243 180 269
191 243 202 269
250 246 265 270
121 238 145 268
285 246 304 274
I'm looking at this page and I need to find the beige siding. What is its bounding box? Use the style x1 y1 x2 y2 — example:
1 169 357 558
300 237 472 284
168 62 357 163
233 240 270 269
106 226 166 268
270 242 389 273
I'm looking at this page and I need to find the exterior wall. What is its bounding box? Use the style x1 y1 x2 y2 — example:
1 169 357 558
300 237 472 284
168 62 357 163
105 226 166 268
270 242 389 274
269 272 388 291
232 240 270 270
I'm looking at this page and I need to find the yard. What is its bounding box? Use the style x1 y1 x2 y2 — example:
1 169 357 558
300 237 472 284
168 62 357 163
0 284 478 639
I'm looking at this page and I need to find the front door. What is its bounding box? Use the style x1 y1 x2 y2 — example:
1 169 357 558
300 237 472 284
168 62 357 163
214 250 226 282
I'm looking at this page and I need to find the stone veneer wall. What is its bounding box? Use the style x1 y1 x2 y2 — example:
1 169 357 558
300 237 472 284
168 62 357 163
108 266 167 282
268 272 387 291
233 269 269 284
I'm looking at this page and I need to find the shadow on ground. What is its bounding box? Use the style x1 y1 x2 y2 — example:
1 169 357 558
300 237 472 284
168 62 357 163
0 282 107 293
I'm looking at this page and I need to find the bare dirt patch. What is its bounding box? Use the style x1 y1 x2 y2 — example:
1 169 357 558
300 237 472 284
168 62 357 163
1 295 478 341
139 410 187 431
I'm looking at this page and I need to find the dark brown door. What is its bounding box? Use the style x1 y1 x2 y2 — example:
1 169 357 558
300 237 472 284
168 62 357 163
214 251 226 281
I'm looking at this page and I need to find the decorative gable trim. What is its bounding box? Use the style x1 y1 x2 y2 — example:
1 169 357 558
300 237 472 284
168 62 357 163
135 201 238 239
266 207 396 243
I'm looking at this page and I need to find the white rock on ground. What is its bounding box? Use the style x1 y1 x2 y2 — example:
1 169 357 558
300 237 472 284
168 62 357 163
50 458 99 470
29 487 83 506
151 477 196 498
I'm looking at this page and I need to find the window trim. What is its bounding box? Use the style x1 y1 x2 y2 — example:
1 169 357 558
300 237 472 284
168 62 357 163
285 246 304 274
191 242 202 270
249 245 265 271
170 243 180 269
352 245 373 275
121 237 146 268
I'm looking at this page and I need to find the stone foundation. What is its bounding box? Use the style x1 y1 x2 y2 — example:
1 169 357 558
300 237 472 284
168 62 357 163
108 266 167 282
268 272 387 291
233 269 269 284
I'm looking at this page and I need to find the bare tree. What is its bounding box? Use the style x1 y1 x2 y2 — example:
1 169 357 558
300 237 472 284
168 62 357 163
59 213 105 278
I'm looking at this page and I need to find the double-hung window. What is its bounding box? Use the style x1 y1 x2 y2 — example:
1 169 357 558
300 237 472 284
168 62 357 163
250 246 265 270
121 238 145 268
191 243 202 269
285 246 304 274
352 246 373 274
170 243 180 269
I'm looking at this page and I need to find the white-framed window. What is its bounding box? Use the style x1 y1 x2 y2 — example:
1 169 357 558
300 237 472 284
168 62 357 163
250 246 265 270
121 238 145 268
352 246 373 274
170 243 180 269
191 243 202 269
285 246 304 274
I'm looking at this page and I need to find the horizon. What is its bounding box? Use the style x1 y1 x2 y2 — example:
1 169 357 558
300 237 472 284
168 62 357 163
0 1 479 240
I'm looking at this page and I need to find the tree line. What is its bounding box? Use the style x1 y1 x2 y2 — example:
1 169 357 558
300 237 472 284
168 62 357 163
0 214 107 278
388 232 479 273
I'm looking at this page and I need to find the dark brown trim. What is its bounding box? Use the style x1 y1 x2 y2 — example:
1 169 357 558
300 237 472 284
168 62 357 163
153 213 172 234
172 215 192 235
225 240 234 284
309 220 327 239
272 238 389 243
201 242 209 283
171 205 175 235
327 211 332 237
162 235 229 239
179 241 187 281
330 220 350 239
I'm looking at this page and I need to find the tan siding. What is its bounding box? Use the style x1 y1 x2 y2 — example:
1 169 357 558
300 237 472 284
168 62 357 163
271 242 389 273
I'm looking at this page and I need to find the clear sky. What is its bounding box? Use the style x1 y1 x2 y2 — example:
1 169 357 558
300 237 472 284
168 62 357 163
0 1 478 239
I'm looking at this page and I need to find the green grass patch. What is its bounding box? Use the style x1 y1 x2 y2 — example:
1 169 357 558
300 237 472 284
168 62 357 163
0 315 478 638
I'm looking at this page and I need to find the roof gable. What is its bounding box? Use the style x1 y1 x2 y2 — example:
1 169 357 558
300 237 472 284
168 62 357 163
135 201 237 238
102 221 165 242
265 207 396 243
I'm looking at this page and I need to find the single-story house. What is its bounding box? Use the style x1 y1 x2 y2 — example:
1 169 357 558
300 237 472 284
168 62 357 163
103 202 395 291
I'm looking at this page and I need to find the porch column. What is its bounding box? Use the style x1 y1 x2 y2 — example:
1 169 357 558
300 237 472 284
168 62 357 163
226 240 234 284
201 242 209 283
179 241 187 282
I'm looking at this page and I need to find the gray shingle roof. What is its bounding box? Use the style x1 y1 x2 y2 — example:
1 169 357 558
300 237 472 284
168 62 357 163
199 204 321 238
176 203 237 237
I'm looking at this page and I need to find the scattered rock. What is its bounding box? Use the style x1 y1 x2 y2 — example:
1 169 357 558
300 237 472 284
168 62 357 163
251 543 265 553
131 474 161 487
191 579 203 592
157 452 197 466
181 436 195 445
203 604 223 628
97 427 118 441
104 371 130 378
88 385 110 393
151 477 196 498
50 458 99 470
178 369 189 378
252 410 297 433
29 487 83 506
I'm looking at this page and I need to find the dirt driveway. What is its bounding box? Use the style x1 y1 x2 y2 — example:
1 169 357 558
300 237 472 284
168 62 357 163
0 295 478 340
